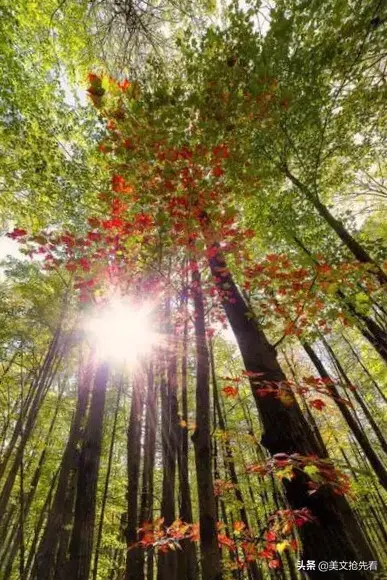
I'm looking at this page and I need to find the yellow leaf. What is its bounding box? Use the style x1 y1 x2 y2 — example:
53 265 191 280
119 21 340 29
276 541 289 553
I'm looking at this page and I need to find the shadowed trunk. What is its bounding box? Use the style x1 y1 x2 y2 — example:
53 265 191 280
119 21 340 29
126 375 146 580
206 244 375 578
191 261 223 580
93 379 122 580
66 362 109 580
139 366 158 580
177 308 199 580
32 354 95 580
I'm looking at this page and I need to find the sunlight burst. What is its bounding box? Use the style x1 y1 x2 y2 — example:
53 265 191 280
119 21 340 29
85 299 157 365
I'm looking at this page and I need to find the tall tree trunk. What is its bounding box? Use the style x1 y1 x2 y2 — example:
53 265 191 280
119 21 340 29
340 333 387 404
303 340 387 490
126 375 146 580
283 166 387 285
157 372 178 580
206 245 375 577
0 329 66 523
320 336 387 454
66 361 109 580
93 379 122 580
282 349 327 454
177 311 199 580
32 353 94 580
344 303 387 363
1 387 64 578
139 366 158 580
210 340 262 580
191 262 223 580
157 302 180 580
24 467 60 578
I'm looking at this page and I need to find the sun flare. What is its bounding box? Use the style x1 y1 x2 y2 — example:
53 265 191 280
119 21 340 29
85 299 157 364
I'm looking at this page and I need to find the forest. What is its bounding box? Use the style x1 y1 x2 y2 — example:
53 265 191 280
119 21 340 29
0 0 386 579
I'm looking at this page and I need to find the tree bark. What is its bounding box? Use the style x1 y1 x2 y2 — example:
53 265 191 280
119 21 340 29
177 310 199 580
32 353 95 580
126 375 146 580
157 304 180 580
206 245 375 578
191 262 223 580
139 366 158 580
66 361 109 580
93 379 122 580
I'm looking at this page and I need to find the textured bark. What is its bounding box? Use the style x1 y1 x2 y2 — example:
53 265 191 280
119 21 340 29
25 468 59 578
157 308 180 580
191 263 223 580
66 362 109 580
125 376 146 580
93 380 122 580
139 366 158 580
177 303 199 580
207 246 375 578
32 354 94 580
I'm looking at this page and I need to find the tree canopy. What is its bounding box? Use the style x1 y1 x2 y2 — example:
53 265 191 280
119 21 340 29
0 1 386 579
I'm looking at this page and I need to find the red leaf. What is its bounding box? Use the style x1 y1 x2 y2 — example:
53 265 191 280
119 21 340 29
87 231 102 242
87 73 100 84
317 263 332 274
112 174 132 194
233 521 246 533
6 228 27 239
78 257 91 272
218 534 236 552
118 78 130 91
65 263 77 272
310 399 326 411
212 145 229 159
212 165 224 177
102 218 124 230
222 386 238 398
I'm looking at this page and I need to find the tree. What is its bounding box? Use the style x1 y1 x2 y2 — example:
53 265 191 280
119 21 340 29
1 1 386 579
